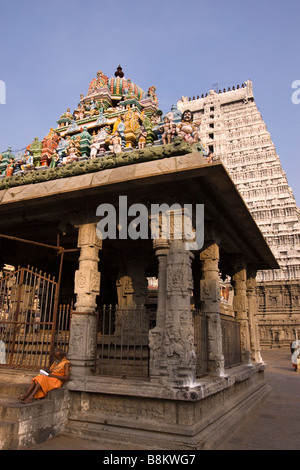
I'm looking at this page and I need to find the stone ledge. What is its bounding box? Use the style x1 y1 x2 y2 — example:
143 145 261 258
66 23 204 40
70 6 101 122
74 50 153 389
65 366 270 450
67 361 267 402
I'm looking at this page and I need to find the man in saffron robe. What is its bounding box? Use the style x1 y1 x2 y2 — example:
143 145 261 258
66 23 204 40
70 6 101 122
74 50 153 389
18 348 71 403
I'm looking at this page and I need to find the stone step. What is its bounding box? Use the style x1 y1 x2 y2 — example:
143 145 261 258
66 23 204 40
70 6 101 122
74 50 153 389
0 375 69 449
64 411 196 450
0 369 38 397
0 381 28 398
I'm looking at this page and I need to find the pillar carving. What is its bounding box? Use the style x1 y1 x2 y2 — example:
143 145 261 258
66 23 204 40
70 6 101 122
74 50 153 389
247 265 263 363
200 237 225 376
68 223 102 376
149 240 195 386
232 256 251 364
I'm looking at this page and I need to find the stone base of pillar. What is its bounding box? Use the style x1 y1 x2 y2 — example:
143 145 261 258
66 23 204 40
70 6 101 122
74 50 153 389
68 311 97 377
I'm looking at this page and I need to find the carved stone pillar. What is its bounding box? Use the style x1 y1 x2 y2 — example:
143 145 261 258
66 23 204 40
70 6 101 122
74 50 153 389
200 237 225 376
149 240 195 386
148 239 169 383
247 265 263 363
68 223 102 376
232 256 251 364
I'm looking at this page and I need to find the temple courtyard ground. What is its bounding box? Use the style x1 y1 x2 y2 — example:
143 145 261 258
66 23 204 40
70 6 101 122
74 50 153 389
25 348 299 451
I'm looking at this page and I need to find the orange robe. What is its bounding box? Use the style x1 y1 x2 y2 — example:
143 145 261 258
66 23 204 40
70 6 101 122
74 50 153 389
32 358 71 399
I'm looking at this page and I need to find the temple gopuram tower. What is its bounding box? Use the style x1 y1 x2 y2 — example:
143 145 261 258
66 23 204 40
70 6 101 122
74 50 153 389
177 81 300 347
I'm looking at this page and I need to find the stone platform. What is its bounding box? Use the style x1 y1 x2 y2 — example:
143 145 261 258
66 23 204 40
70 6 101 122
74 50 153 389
62 360 270 450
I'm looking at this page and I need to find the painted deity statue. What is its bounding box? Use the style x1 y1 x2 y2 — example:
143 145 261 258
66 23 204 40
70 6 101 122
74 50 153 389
147 86 159 105
41 128 61 166
137 125 148 149
62 145 78 165
159 115 177 145
112 116 126 148
109 131 122 154
49 149 60 168
176 109 200 143
74 103 86 121
90 128 108 158
85 99 99 117
87 71 109 95
5 158 15 177
21 151 34 171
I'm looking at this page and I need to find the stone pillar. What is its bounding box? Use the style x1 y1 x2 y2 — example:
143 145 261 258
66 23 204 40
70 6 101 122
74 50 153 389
247 265 263 363
200 236 225 376
68 223 102 376
149 240 195 387
232 256 252 364
148 239 169 384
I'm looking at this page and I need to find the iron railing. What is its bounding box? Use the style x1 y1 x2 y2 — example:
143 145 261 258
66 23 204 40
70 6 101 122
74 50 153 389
193 311 209 377
221 315 241 367
54 303 71 354
0 266 71 369
193 309 241 372
0 266 58 369
94 305 150 378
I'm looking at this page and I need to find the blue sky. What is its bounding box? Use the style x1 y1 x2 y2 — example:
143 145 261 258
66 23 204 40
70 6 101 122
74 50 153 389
0 0 299 205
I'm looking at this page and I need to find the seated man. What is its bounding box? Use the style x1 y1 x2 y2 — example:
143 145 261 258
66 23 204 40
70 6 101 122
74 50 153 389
18 348 70 403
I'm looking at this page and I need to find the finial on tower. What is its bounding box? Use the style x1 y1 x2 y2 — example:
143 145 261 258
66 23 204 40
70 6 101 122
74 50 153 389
114 65 124 78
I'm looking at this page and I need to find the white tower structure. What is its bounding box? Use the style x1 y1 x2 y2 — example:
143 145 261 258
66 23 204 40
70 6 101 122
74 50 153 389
177 81 300 347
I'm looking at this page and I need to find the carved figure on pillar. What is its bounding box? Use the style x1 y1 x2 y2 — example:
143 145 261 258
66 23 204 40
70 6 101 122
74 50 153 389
149 240 195 387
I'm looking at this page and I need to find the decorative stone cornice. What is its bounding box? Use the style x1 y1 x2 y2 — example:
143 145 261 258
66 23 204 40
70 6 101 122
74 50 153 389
0 138 205 191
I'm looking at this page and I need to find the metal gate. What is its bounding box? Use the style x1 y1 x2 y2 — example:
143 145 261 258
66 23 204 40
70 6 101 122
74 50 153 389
0 266 59 369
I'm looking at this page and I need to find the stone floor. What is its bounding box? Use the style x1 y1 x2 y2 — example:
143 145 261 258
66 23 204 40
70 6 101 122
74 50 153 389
25 349 299 451
218 348 300 450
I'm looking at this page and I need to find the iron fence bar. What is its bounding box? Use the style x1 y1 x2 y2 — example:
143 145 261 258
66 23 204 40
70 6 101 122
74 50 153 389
9 268 24 367
28 269 38 367
93 309 99 374
38 274 47 368
100 305 105 375
16 266 30 365
43 275 56 368
120 307 124 377
112 306 117 375
49 250 63 362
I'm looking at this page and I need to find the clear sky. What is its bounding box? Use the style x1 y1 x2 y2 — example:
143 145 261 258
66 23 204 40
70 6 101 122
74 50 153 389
0 0 299 205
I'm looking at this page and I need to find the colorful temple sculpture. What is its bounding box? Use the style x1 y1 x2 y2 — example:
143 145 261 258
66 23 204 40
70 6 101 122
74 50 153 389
0 66 207 183
0 67 279 450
